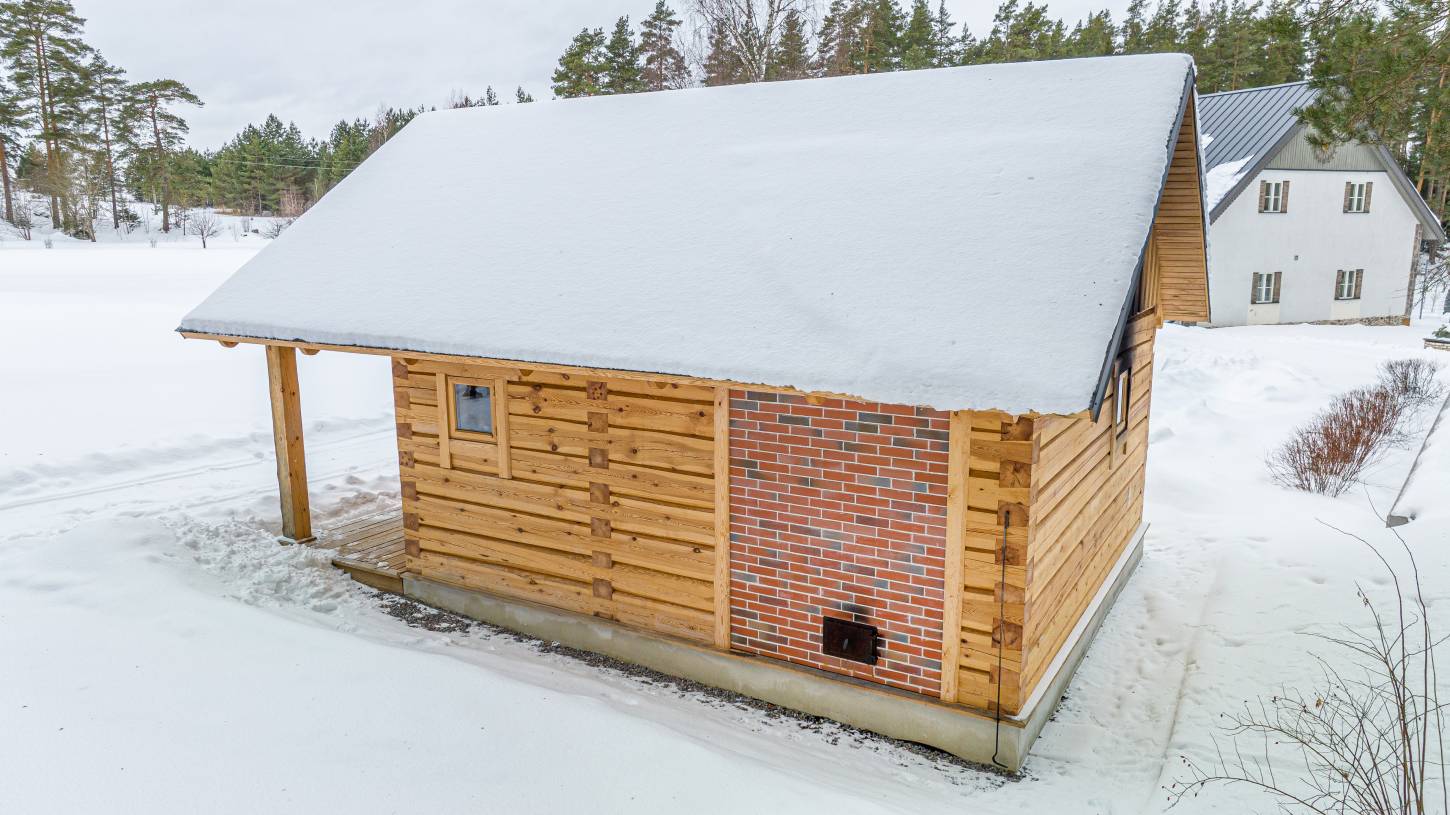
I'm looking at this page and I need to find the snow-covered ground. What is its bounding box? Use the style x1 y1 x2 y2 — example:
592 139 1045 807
2 240 1448 813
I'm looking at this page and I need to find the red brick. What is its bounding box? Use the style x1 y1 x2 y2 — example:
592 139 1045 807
728 393 950 698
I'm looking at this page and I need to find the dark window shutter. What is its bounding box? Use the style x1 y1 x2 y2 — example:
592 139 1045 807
1280 180 1290 212
1363 182 1373 212
1354 269 1363 299
1258 181 1268 212
1272 271 1282 303
1343 182 1352 212
1251 273 1261 302
1336 269 1345 299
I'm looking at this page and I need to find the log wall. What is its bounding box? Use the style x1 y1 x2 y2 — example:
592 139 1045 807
1018 307 1157 706
393 359 722 644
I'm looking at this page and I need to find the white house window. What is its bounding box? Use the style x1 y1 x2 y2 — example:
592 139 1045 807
1259 180 1288 213
1344 181 1372 213
452 383 494 435
1252 271 1281 304
1335 268 1363 301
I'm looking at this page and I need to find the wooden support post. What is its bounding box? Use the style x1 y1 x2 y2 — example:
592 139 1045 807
265 345 313 544
939 410 970 702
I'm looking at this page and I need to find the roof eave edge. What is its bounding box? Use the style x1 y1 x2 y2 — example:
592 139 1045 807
1209 120 1307 223
1370 143 1447 242
1089 67 1198 420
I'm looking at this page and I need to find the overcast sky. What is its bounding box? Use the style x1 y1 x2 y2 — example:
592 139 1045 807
80 0 1126 148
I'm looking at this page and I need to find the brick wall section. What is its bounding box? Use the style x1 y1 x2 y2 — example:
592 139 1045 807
727 389 950 697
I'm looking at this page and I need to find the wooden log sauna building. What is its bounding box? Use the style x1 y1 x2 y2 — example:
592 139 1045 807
178 53 1209 770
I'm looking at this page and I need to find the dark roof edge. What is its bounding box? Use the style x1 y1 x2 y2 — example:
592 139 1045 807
1371 144 1447 242
1089 67 1198 420
1208 119 1304 222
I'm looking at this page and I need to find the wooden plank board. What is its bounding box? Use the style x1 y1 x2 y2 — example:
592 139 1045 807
939 410 970 702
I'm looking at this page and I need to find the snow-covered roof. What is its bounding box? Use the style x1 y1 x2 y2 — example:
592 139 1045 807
180 54 1197 414
1199 82 1445 240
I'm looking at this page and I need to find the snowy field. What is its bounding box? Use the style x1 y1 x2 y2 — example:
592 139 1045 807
2 238 1449 814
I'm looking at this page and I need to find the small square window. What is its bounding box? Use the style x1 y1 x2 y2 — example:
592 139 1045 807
453 383 493 435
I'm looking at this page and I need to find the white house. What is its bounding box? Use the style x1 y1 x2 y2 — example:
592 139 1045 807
1200 81 1445 326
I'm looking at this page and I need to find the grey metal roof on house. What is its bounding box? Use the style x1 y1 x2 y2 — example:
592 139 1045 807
1199 81 1445 240
1199 81 1317 175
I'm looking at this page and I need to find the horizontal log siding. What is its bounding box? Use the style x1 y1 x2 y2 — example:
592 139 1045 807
949 412 1033 714
394 359 720 644
1018 308 1157 704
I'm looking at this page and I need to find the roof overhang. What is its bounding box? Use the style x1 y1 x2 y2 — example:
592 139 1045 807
1088 68 1202 420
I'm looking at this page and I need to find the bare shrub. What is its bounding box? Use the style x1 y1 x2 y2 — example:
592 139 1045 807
186 208 221 249
1169 526 1446 814
1378 359 1445 409
10 196 34 239
1268 386 1404 496
262 218 293 239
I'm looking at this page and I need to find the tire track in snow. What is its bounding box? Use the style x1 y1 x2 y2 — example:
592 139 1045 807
0 423 397 539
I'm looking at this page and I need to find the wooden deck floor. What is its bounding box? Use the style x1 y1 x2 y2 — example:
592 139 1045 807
323 511 406 594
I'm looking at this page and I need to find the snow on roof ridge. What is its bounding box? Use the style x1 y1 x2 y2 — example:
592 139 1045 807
180 53 1196 414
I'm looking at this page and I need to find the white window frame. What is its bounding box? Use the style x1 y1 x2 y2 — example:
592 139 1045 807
1346 182 1367 213
1253 272 1276 304
1336 268 1362 301
1262 181 1284 213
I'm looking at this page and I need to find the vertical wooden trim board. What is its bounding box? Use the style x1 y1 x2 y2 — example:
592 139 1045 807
265 344 312 542
939 410 971 701
713 386 732 650
435 375 452 469
493 377 512 478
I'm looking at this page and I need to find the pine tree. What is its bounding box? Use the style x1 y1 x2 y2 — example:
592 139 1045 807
814 0 859 77
515 86 535 103
766 9 810 80
1144 0 1183 53
81 51 128 229
123 78 201 232
981 1 1063 63
1302 0 1447 218
703 22 747 86
603 16 644 94
1179 2 1210 68
0 70 32 223
931 1 960 66
1254 0 1305 87
1120 0 1151 53
552 27 607 98
0 0 89 231
1065 10 1116 57
901 0 935 70
639 1 688 90
859 0 906 73
483 85 499 106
